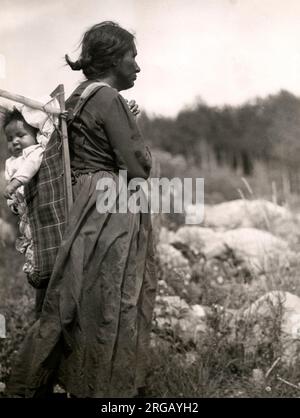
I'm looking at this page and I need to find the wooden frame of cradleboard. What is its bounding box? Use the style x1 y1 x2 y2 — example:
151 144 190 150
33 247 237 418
0 85 73 221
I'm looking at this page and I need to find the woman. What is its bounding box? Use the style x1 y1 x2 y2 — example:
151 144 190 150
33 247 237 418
7 21 157 398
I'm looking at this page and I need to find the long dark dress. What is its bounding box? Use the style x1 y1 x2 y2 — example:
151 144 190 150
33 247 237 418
7 82 157 398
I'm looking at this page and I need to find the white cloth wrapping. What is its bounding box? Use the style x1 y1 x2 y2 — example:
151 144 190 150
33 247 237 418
19 96 59 148
4 97 60 277
5 144 44 186
5 96 59 186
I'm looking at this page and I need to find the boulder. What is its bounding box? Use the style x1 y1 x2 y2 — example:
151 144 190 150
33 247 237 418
159 227 177 246
153 291 300 367
153 295 207 345
234 291 300 366
185 199 293 231
170 225 294 276
171 226 226 259
156 242 191 273
222 228 294 275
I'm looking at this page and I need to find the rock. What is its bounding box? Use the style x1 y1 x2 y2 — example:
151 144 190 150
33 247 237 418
170 225 294 276
153 290 300 367
156 278 174 297
186 199 293 231
171 226 226 258
154 295 190 320
159 227 177 245
176 313 207 345
271 215 300 250
216 276 224 285
191 304 206 319
251 368 265 388
222 228 293 275
157 242 190 270
156 243 192 297
153 296 207 344
53 384 66 394
205 199 252 229
245 200 292 230
235 291 300 366
183 351 198 366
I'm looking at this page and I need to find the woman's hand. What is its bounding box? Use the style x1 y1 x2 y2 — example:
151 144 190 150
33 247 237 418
127 99 140 117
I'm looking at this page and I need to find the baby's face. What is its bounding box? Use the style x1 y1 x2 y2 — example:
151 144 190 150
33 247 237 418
5 119 37 157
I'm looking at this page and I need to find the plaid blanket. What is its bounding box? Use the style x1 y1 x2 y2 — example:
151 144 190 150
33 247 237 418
24 82 107 289
24 127 66 288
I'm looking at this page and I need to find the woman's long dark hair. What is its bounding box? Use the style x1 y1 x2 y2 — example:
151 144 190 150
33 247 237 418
65 21 135 79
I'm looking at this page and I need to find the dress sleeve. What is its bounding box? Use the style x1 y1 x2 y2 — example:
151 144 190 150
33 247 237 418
102 93 152 180
11 145 44 185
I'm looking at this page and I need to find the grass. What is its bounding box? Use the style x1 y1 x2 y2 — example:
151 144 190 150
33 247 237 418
147 210 300 398
147 324 300 398
0 245 35 387
2 210 300 398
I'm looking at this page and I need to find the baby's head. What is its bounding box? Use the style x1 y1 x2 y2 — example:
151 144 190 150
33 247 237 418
3 108 38 157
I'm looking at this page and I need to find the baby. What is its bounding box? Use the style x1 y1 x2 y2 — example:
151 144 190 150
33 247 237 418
3 105 56 278
3 97 139 275
4 108 43 201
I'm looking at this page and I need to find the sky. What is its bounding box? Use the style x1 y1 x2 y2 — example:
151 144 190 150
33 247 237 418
1 0 300 117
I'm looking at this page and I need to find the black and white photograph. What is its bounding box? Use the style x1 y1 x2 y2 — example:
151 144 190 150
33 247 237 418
1 0 300 402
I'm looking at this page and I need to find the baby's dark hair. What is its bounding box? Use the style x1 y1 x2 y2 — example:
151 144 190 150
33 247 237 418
3 107 38 138
2 107 25 129
65 21 135 79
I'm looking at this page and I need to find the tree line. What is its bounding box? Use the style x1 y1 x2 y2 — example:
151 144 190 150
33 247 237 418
1 89 300 177
139 90 300 176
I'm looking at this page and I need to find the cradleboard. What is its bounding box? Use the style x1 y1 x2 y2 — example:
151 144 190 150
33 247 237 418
23 82 108 288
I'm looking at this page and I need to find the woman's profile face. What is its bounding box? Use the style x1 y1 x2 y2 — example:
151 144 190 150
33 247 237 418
114 44 141 91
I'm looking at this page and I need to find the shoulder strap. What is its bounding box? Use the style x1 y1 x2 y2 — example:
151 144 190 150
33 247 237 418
68 81 110 124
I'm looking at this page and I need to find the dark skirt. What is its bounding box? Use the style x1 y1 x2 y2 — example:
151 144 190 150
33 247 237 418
7 171 157 398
